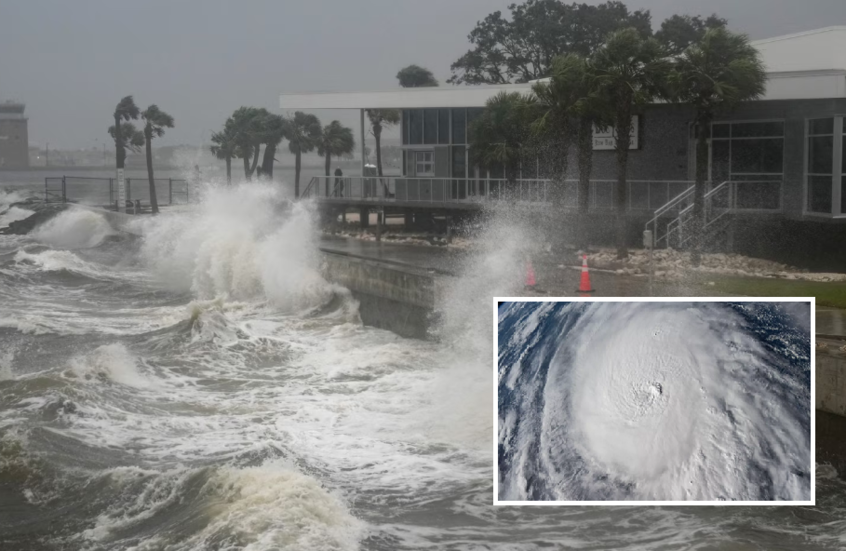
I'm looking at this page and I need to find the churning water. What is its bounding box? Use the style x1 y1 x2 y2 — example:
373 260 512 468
1 183 845 550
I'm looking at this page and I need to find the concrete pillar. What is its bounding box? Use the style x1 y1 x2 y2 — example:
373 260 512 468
341 210 346 224
375 210 382 242
404 209 413 229
360 207 369 228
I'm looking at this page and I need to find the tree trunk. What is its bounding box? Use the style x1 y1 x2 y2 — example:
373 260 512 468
691 116 711 265
374 125 383 177
577 117 593 214
324 153 332 195
145 128 159 214
225 155 232 185
261 143 276 178
249 146 260 178
295 152 301 198
243 154 251 181
614 109 633 259
114 115 124 169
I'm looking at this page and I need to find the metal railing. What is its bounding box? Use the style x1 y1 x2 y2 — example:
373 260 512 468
301 176 695 212
44 176 191 210
647 180 783 249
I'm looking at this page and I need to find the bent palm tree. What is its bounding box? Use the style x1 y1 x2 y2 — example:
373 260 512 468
113 96 140 171
210 121 238 185
669 28 766 263
365 109 401 177
592 28 670 258
287 112 322 197
141 105 175 214
468 91 536 198
317 121 355 196
229 107 264 181
257 113 289 179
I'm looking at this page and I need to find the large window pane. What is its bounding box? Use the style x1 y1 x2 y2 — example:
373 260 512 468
409 109 423 145
438 109 450 144
731 138 783 174
712 123 730 138
810 118 834 135
808 175 832 213
423 109 438 144
451 109 466 144
809 136 833 174
466 108 483 142
732 122 784 138
451 146 466 178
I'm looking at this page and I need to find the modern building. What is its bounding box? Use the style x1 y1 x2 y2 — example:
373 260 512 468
280 26 846 270
0 101 29 168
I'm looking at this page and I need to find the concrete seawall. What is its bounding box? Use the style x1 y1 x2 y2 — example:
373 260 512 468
816 344 846 473
318 248 451 339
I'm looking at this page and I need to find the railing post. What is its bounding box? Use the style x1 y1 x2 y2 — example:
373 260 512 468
61 176 66 203
169 179 173 205
127 178 131 202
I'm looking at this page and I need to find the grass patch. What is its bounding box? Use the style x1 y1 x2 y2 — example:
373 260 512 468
709 276 846 309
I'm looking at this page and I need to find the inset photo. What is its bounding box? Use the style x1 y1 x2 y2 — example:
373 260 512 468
495 298 814 506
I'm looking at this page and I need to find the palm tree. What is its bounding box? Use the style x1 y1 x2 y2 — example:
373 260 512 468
112 96 140 171
468 91 537 197
108 122 144 162
592 28 670 258
287 111 322 197
140 105 175 214
317 121 355 196
669 28 766 263
366 109 401 176
229 107 264 181
257 113 289 179
211 120 238 185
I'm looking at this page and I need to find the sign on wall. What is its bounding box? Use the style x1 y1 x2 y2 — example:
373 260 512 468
593 116 639 150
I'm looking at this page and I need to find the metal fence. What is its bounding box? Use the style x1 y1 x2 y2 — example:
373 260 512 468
44 176 192 209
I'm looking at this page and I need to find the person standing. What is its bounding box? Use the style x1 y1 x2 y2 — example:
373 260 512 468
334 167 344 197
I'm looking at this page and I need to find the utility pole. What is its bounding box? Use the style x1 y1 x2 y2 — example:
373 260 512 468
45 143 49 167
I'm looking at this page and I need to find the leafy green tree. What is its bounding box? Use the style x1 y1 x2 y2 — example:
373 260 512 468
112 96 141 170
448 0 651 84
210 121 238 185
668 27 765 262
468 91 537 195
656 14 727 56
228 107 265 181
530 72 577 207
592 28 669 258
317 121 355 195
396 65 439 87
140 105 175 214
287 111 322 197
365 109 401 176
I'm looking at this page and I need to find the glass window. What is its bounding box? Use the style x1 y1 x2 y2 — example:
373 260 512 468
451 146 466 178
732 122 784 138
809 136 834 174
466 108 483 140
402 110 409 145
438 109 450 144
424 109 438 144
808 175 832 213
712 123 730 138
451 108 466 144
731 139 783 174
409 110 423 145
810 118 834 135
415 151 434 176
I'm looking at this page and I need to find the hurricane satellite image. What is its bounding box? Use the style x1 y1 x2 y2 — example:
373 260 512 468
497 300 812 503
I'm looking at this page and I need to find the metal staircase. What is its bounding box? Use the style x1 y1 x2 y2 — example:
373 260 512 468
646 181 734 249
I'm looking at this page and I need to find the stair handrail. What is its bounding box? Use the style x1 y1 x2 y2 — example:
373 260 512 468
664 180 734 248
300 176 321 198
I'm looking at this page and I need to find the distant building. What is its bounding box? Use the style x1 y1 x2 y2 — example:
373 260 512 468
279 26 846 271
0 101 29 168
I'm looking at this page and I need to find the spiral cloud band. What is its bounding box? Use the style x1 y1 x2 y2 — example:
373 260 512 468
497 301 811 502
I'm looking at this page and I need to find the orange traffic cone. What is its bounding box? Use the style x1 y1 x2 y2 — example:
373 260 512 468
577 254 595 293
525 259 537 290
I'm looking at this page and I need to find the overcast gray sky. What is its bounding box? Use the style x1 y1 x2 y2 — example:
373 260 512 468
2 0 845 150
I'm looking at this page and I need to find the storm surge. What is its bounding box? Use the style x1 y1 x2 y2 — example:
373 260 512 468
498 301 812 502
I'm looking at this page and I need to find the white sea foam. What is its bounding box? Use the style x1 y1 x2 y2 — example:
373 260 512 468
0 206 34 228
66 343 152 388
140 183 336 312
32 209 114 249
